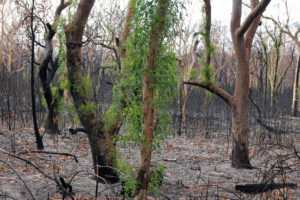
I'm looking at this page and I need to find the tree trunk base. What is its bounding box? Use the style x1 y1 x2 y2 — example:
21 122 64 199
45 124 60 135
231 160 253 169
91 167 119 184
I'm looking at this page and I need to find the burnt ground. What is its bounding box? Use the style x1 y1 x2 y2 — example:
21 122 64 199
1 121 300 200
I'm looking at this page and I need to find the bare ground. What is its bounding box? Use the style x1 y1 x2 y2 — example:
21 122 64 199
0 124 300 200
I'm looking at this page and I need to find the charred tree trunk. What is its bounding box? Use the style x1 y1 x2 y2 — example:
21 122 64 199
65 0 118 184
39 49 61 134
30 0 43 149
39 1 71 134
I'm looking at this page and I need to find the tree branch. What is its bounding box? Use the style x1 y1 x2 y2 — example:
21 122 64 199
184 79 234 107
238 0 271 37
18 150 78 163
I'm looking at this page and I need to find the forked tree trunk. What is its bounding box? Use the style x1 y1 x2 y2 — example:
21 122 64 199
65 0 118 183
135 0 169 199
39 1 71 134
291 51 300 116
185 0 270 169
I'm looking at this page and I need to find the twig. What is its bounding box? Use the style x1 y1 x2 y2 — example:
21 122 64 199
0 159 36 200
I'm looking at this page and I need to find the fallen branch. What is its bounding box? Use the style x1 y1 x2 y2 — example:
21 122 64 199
69 128 87 135
0 148 53 180
18 150 78 163
0 147 75 199
235 182 297 193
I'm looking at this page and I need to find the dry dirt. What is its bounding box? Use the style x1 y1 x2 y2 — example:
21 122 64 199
0 126 300 200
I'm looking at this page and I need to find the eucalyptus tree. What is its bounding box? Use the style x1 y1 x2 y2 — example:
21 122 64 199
185 0 271 168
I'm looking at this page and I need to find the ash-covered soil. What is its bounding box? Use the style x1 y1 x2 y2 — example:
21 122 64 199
0 125 300 200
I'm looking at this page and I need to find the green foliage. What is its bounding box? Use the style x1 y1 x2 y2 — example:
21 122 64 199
102 104 119 132
58 75 70 90
208 43 216 57
52 87 65 115
22 72 28 81
115 0 183 149
199 59 214 86
109 0 184 194
102 61 118 68
67 99 81 125
56 16 68 76
41 93 47 109
73 73 94 100
189 68 197 79
149 163 166 195
116 159 137 197
79 102 96 118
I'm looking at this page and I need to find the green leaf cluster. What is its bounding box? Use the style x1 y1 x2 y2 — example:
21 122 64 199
102 104 119 132
199 59 214 86
66 99 80 125
79 102 96 118
109 0 184 194
52 87 65 115
116 159 137 197
189 68 198 79
149 163 166 195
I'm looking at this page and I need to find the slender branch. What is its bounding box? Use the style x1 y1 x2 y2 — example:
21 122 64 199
54 0 72 24
263 16 297 42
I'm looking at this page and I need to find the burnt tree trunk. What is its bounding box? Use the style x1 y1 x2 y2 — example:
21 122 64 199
39 1 71 134
65 0 118 184
30 0 43 149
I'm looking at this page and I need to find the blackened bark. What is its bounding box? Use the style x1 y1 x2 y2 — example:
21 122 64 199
65 0 119 184
39 0 71 134
31 0 43 149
